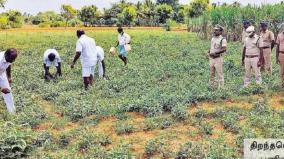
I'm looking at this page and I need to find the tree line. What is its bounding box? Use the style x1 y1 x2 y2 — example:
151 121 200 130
0 0 210 29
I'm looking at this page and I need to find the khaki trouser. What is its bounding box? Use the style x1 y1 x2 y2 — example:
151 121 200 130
262 48 272 74
209 57 224 88
279 53 284 87
244 57 262 87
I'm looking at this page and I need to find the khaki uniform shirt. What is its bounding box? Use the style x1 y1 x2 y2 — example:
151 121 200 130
276 33 284 52
242 30 248 44
260 30 275 47
245 35 264 56
210 35 227 55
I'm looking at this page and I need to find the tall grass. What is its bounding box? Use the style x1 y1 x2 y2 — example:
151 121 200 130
189 3 284 41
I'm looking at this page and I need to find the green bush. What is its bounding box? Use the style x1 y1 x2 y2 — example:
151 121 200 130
50 21 65 27
115 121 135 135
38 22 51 28
0 124 35 158
171 104 188 120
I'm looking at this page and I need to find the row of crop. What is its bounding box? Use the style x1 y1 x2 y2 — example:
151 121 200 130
189 4 284 41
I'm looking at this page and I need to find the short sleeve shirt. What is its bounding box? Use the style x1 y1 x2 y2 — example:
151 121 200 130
210 35 227 54
76 35 97 67
43 49 61 67
245 35 264 56
276 33 284 52
260 30 275 47
96 46 104 62
118 33 131 45
0 51 11 77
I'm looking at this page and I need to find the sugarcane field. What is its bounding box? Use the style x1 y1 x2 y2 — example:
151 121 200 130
0 0 284 158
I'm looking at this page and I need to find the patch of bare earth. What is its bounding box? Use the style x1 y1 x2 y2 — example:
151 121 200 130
32 93 284 156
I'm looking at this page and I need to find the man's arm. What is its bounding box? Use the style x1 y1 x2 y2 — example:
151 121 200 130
271 40 275 50
271 32 276 50
6 66 12 83
43 64 49 75
56 62 62 76
115 41 119 47
242 47 246 66
71 52 81 68
276 43 280 64
101 60 106 77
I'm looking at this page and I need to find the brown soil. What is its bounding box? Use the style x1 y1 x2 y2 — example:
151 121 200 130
33 92 284 157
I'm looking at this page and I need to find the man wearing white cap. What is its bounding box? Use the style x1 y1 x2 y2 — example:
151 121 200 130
0 49 17 113
242 26 264 87
242 20 251 44
208 24 227 88
43 48 62 80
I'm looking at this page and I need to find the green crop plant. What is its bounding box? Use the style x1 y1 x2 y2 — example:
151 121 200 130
190 3 284 41
199 121 214 136
115 120 135 135
0 27 281 158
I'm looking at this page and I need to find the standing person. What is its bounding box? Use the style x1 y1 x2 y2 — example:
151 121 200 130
71 30 97 90
276 23 284 88
242 26 264 87
116 27 131 66
43 48 62 80
208 25 227 89
96 46 106 79
242 20 251 44
0 49 17 113
259 21 275 74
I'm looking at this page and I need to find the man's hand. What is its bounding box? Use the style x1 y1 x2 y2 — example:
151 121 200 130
70 62 75 69
8 78 12 84
277 58 280 65
257 60 264 67
1 88 10 94
209 52 219 58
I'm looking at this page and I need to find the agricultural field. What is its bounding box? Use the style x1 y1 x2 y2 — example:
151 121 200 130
0 28 283 158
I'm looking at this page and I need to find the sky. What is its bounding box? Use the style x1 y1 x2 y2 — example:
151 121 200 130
0 0 281 15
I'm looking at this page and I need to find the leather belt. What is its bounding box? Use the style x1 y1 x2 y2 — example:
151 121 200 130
262 46 270 49
245 55 259 58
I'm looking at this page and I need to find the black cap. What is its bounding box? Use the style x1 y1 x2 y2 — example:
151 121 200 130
243 20 251 25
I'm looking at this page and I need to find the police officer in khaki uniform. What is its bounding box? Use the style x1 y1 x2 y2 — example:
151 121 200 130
242 26 264 87
208 25 227 88
242 20 251 44
259 21 275 74
276 23 284 88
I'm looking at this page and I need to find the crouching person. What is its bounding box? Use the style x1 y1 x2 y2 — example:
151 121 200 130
0 49 17 113
43 49 62 80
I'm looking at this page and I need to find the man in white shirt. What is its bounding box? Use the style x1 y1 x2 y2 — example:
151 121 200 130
43 49 62 80
116 27 131 66
96 46 106 79
71 30 97 90
0 48 17 113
